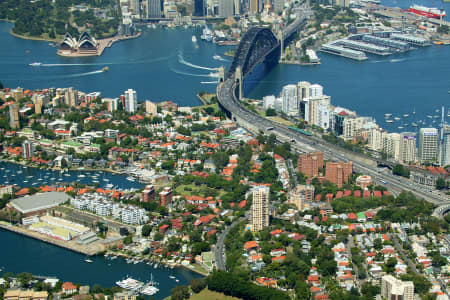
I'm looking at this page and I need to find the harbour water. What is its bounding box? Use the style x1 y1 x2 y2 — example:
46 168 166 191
0 161 143 190
0 228 202 299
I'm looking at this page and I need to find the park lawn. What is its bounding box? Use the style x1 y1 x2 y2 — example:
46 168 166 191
267 116 295 126
175 184 225 197
189 288 241 300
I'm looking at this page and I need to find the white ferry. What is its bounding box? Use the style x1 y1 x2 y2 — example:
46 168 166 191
192 35 197 43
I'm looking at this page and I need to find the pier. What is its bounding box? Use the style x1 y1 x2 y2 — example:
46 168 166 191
0 222 103 256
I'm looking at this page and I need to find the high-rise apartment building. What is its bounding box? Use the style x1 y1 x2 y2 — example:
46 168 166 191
234 0 241 15
381 275 414 300
382 132 401 160
297 151 323 177
325 161 353 188
418 128 438 163
194 0 205 16
399 132 417 164
306 95 330 128
22 140 34 159
34 98 43 115
288 184 314 210
145 100 158 115
147 0 161 17
64 87 78 107
124 89 137 113
251 186 270 232
273 0 284 13
249 0 259 13
9 103 19 129
102 98 119 112
219 0 234 17
309 84 323 98
281 84 298 116
159 187 172 206
439 124 450 167
142 185 155 202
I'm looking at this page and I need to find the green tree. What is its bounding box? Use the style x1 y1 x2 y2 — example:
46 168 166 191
170 285 189 300
190 278 207 293
266 108 276 116
393 164 410 178
436 178 447 190
141 224 151 237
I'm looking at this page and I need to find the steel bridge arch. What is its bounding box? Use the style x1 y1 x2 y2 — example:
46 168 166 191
227 27 280 79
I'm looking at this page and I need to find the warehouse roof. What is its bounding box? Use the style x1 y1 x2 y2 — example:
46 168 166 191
10 192 71 214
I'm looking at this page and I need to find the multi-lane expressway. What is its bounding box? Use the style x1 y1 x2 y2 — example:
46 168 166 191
217 79 448 207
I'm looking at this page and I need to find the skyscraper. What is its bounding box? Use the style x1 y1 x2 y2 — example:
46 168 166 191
22 140 34 159
281 84 298 116
219 0 234 17
124 89 137 113
147 0 161 17
439 124 450 167
418 128 438 163
9 103 19 129
194 0 205 16
251 186 269 232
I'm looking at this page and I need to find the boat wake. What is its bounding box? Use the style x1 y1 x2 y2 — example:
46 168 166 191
178 51 219 71
61 69 105 78
41 63 113 67
390 58 406 63
169 66 214 78
201 81 219 84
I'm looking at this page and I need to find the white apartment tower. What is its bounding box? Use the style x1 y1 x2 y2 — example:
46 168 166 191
251 186 270 232
381 275 414 300
124 89 137 113
418 128 438 163
309 84 323 98
399 132 417 164
281 84 298 116
439 124 450 167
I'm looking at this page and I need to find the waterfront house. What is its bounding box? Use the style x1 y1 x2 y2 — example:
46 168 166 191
62 282 77 294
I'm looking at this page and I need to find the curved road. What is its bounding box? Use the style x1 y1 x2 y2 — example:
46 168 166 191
215 217 246 271
217 78 448 206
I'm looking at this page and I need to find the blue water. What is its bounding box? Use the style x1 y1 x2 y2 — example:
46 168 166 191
0 22 231 106
0 161 143 190
0 229 202 299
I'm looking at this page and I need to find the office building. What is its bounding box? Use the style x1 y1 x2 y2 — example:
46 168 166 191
159 187 172 206
22 140 34 159
281 84 298 116
9 103 19 129
325 161 353 188
418 128 438 163
124 89 137 113
219 0 234 18
381 275 414 300
251 186 269 232
297 151 323 177
399 132 417 164
142 185 155 202
439 124 450 167
147 0 161 17
288 184 314 210
250 0 259 13
194 0 205 16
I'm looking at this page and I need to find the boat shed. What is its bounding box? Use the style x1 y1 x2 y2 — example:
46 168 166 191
8 192 71 217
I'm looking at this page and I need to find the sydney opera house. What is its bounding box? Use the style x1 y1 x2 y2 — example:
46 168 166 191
57 32 99 56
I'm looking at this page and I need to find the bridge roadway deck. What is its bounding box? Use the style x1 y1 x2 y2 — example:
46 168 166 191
217 79 447 207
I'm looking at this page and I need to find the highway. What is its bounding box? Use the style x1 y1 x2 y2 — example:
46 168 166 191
217 78 448 207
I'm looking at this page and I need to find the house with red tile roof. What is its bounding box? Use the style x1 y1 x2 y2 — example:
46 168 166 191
62 282 77 294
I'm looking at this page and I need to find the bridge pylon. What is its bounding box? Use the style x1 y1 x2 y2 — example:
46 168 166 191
277 31 284 59
218 66 225 83
235 66 243 101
